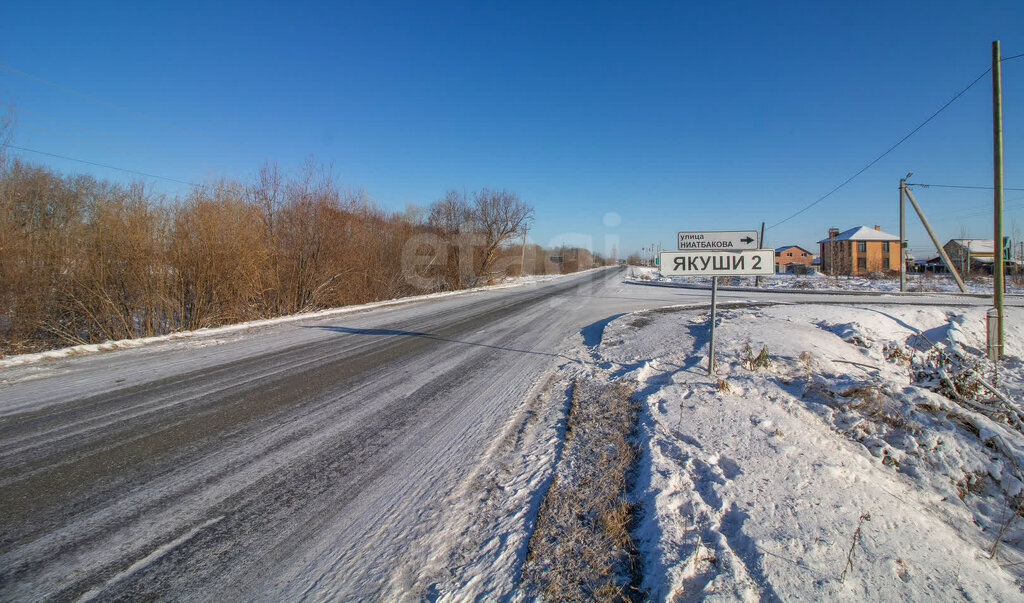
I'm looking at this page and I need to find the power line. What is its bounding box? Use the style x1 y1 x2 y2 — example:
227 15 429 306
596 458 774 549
0 63 248 155
18 123 201 172
4 143 200 188
9 105 220 171
906 182 1024 191
908 193 1024 223
927 200 1024 224
767 67 992 230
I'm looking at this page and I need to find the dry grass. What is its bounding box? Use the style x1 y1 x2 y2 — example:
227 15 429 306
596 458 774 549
742 344 772 371
840 512 872 583
521 379 644 601
838 385 913 431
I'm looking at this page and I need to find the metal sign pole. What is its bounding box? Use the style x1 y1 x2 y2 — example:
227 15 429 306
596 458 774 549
656 242 771 377
708 276 718 376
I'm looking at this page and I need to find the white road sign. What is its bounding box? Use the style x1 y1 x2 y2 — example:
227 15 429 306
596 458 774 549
659 249 774 277
677 230 758 250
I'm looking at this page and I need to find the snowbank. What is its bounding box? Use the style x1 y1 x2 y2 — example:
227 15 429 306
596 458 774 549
584 302 1024 599
625 265 1024 296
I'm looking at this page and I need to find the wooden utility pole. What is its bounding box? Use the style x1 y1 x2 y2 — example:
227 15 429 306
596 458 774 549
904 185 967 292
966 241 972 277
520 228 528 276
992 40 1005 357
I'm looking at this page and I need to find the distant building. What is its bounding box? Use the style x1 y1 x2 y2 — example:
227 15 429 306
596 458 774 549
818 225 900 275
944 239 994 274
774 245 815 272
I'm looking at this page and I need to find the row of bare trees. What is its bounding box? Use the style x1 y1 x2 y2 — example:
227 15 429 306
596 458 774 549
0 151 608 355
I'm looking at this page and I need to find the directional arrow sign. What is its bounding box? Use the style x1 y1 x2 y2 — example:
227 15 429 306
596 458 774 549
677 230 759 250
659 249 774 277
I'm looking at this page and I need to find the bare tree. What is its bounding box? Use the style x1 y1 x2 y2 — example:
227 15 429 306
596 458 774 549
399 203 427 226
426 190 472 289
470 188 533 285
428 190 471 233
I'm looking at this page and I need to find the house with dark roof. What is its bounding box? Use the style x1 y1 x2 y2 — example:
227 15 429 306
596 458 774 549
818 225 900 275
774 245 815 272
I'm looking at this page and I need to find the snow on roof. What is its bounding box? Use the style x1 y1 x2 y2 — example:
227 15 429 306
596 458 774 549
947 239 995 253
774 245 813 254
818 225 899 243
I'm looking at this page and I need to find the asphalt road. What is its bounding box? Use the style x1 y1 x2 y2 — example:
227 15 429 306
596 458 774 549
0 267 1018 599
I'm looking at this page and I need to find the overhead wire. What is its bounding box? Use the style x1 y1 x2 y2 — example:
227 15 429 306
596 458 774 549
17 123 205 172
0 62 253 156
3 52 1022 217
766 66 993 230
927 200 1024 224
0 63 256 191
4 144 201 188
8 105 221 171
906 182 1024 191
770 49 1021 233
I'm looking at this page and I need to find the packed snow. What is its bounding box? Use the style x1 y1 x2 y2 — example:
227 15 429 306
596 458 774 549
578 301 1024 599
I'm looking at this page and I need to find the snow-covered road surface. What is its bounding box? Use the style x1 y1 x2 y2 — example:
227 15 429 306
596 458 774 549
0 267 1019 599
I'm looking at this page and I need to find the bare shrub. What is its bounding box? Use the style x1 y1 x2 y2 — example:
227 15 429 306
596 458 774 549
742 344 772 370
839 385 911 431
63 183 172 342
169 181 268 330
0 160 91 351
0 146 548 355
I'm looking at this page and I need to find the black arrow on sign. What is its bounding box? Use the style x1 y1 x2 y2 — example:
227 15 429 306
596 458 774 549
740 236 754 244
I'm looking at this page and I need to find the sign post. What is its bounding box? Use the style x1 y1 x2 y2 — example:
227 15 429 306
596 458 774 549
660 237 773 376
659 249 774 278
708 276 719 375
677 230 758 250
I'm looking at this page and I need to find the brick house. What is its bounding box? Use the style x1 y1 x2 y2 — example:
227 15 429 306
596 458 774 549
818 225 900 275
774 245 815 272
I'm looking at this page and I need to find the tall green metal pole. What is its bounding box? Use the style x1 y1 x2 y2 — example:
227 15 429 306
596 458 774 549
993 40 1005 357
899 179 906 292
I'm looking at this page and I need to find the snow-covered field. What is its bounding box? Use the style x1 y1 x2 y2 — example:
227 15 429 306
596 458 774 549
626 265 1024 296
572 301 1024 598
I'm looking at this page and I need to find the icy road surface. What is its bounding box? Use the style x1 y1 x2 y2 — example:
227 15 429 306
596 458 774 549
0 267 1019 599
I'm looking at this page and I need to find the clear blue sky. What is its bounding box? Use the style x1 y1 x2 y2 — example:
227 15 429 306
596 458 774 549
2 0 1022 258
